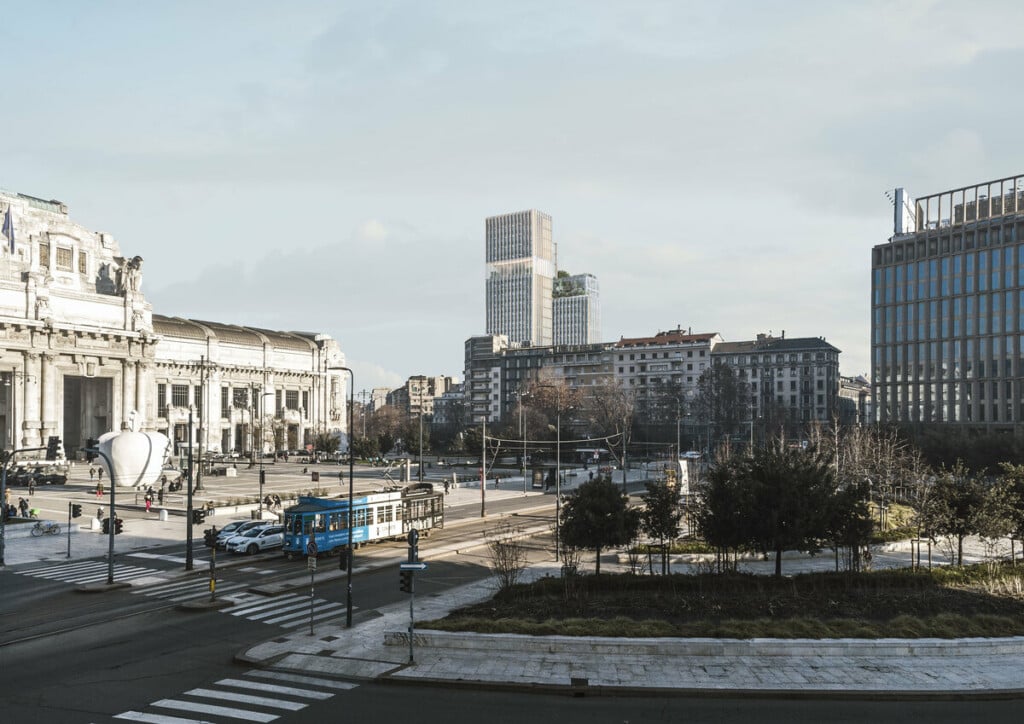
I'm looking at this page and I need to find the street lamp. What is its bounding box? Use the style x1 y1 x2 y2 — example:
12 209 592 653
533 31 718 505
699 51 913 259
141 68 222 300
328 365 355 628
519 389 528 496
257 390 274 517
532 383 565 561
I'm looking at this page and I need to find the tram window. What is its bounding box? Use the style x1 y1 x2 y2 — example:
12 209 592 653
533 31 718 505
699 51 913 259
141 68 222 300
354 509 366 527
384 505 393 522
329 513 340 531
377 507 386 524
315 514 326 533
302 518 312 535
395 506 402 520
339 512 348 529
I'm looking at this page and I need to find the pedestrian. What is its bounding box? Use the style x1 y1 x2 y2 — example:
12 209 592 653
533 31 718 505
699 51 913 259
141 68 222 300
443 480 450 494
97 506 104 522
97 467 103 482
27 477 35 495
144 488 153 512
96 480 104 497
89 465 96 481
273 494 281 511
18 497 29 517
158 484 165 505
494 475 500 489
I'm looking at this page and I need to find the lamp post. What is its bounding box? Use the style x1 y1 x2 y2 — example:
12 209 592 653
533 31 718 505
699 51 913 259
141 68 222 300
520 390 527 496
532 383 564 561
328 365 355 628
418 406 424 483
257 390 274 517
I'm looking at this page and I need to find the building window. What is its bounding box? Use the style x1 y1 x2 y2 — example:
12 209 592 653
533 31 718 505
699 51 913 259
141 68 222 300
78 251 87 274
221 387 230 418
233 388 249 409
56 247 73 271
171 384 189 409
286 390 299 410
157 384 167 418
39 242 50 268
302 391 309 416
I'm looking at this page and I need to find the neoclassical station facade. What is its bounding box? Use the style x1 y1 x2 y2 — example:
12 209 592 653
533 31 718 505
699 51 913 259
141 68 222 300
0 189 347 459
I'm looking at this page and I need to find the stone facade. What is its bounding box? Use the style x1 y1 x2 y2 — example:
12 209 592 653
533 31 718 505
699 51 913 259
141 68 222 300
1 189 346 458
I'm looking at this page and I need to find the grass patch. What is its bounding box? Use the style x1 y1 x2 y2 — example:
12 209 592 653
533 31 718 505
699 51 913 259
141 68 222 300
422 563 1024 639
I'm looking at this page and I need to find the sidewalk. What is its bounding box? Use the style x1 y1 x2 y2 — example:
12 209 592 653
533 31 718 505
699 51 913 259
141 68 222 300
238 561 1024 698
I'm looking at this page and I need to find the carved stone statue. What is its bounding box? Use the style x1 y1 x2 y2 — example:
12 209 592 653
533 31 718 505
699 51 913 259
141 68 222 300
114 255 144 295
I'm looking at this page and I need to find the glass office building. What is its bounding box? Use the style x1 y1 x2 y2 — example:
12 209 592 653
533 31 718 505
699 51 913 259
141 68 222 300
872 174 1024 427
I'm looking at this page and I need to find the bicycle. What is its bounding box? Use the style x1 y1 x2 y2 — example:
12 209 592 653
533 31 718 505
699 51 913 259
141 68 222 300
30 520 61 536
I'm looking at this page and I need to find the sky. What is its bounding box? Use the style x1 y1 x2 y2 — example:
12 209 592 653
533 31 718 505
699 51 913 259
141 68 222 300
4 0 1024 392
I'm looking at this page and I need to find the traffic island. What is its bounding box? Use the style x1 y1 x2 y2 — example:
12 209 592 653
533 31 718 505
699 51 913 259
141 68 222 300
178 598 236 611
76 581 133 593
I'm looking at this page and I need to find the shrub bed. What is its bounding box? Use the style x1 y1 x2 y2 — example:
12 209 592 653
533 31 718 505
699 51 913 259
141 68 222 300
422 564 1024 639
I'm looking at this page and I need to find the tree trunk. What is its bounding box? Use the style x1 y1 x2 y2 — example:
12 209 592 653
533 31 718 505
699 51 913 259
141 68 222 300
774 545 783 577
595 545 602 575
957 535 964 566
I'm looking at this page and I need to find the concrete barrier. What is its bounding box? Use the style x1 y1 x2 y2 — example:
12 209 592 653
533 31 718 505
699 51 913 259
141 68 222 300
384 629 1024 659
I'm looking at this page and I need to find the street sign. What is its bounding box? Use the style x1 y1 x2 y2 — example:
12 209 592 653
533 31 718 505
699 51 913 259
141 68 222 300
307 556 317 570
399 562 427 571
306 540 318 557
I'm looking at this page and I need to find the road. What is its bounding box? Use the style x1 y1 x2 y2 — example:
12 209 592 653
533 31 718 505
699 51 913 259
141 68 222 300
3 468 1023 723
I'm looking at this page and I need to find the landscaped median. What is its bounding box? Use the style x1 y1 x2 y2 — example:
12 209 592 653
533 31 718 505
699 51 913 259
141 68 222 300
417 564 1024 639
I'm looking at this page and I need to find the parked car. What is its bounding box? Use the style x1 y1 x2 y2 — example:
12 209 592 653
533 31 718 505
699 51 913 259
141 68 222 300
215 520 267 550
227 525 285 554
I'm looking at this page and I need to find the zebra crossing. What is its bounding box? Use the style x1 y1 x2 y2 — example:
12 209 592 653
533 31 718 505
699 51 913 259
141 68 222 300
15 560 167 586
136 580 352 629
108 668 356 723
223 591 350 629
15 559 351 630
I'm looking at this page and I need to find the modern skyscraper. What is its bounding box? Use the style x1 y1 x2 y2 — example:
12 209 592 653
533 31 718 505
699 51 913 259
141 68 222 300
872 173 1024 427
485 210 556 346
553 273 601 345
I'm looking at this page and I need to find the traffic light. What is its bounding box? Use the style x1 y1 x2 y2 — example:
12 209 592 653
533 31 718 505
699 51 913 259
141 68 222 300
192 509 206 525
85 438 98 462
102 518 110 534
203 527 218 548
399 570 412 593
114 518 124 534
45 436 62 461
71 504 82 518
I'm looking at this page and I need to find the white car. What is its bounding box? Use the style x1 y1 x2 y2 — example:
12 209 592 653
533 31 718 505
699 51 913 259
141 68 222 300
215 520 265 550
226 525 286 554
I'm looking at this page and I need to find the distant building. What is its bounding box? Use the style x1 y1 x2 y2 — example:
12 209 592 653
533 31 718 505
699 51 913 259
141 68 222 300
485 210 556 346
553 273 601 345
711 332 841 431
613 328 722 418
872 173 1024 429
839 374 872 426
388 375 455 417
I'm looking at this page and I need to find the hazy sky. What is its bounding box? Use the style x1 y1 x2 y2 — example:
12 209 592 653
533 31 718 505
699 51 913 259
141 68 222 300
4 1 1024 391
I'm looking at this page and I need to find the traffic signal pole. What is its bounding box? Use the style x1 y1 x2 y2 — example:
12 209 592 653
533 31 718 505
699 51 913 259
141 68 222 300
86 447 118 585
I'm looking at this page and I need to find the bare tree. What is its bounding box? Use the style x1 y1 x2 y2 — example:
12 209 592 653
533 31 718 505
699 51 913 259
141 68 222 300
485 523 529 591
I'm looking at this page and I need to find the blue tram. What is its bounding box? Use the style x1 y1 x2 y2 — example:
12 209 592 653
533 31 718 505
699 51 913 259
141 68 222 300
282 483 444 558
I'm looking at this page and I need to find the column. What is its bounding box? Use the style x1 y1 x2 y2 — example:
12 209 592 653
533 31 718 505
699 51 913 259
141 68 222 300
135 362 150 430
122 359 137 428
22 352 42 448
39 353 58 445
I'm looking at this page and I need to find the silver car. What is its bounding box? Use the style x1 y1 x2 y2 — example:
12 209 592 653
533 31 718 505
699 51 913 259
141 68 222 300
227 525 285 554
215 520 265 550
